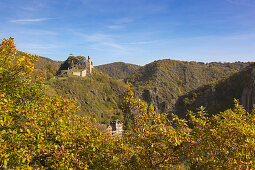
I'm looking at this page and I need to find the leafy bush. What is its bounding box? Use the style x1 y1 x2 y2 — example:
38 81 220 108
187 102 255 169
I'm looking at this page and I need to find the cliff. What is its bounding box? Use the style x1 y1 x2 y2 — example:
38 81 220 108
127 59 252 115
241 67 255 113
176 64 255 117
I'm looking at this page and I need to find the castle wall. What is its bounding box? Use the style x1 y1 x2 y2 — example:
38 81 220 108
72 71 81 76
81 70 87 77
61 56 93 77
61 70 69 75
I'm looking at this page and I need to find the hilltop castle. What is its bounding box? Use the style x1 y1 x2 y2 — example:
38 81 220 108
61 56 94 77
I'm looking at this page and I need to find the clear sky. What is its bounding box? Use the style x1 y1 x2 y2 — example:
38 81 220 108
1 0 255 65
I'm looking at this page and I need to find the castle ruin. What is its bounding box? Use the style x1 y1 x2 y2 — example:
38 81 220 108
61 56 93 77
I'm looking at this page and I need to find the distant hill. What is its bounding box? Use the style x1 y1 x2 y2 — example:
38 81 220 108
31 54 254 121
96 62 140 79
17 51 62 79
47 69 127 124
176 63 255 117
35 56 62 79
35 56 62 69
127 59 252 115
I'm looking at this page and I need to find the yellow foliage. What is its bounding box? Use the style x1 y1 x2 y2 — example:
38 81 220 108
1 38 254 169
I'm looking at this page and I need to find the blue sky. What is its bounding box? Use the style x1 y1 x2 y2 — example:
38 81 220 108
1 0 255 65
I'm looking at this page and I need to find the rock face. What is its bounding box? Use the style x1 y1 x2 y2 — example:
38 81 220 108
127 59 252 115
241 68 255 113
176 64 255 116
141 88 173 113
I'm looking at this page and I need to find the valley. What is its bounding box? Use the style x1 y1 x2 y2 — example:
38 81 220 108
40 55 254 121
1 38 255 169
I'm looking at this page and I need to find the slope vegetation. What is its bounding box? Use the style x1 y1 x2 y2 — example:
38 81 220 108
35 56 62 79
176 63 255 117
127 59 252 115
16 51 62 79
96 62 140 79
47 69 127 123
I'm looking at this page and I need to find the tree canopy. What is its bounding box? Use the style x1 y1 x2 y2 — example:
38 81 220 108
1 38 254 169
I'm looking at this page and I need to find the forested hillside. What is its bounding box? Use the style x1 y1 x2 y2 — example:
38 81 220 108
47 69 127 123
127 59 252 115
96 62 140 79
17 51 62 79
176 63 255 117
41 56 253 119
32 54 253 120
35 56 62 71
17 54 128 124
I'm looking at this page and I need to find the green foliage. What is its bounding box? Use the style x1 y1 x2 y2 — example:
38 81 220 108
0 38 43 104
121 83 191 169
58 55 86 73
122 83 255 169
127 59 251 115
178 64 255 116
124 109 191 169
96 62 140 79
34 55 62 79
47 69 127 123
121 82 148 130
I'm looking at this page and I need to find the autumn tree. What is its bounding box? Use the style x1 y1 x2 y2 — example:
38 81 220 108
122 83 191 169
0 38 122 169
187 101 255 169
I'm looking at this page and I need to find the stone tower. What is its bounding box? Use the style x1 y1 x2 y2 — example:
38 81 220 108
86 56 94 74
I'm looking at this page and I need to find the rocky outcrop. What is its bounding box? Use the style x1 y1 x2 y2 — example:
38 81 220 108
141 88 174 113
176 64 255 116
241 68 255 113
128 59 252 115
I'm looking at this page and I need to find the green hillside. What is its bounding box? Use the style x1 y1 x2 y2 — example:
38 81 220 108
35 56 62 79
31 54 253 121
96 62 140 79
35 56 253 120
46 69 127 123
17 51 62 79
176 63 255 117
127 59 252 115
